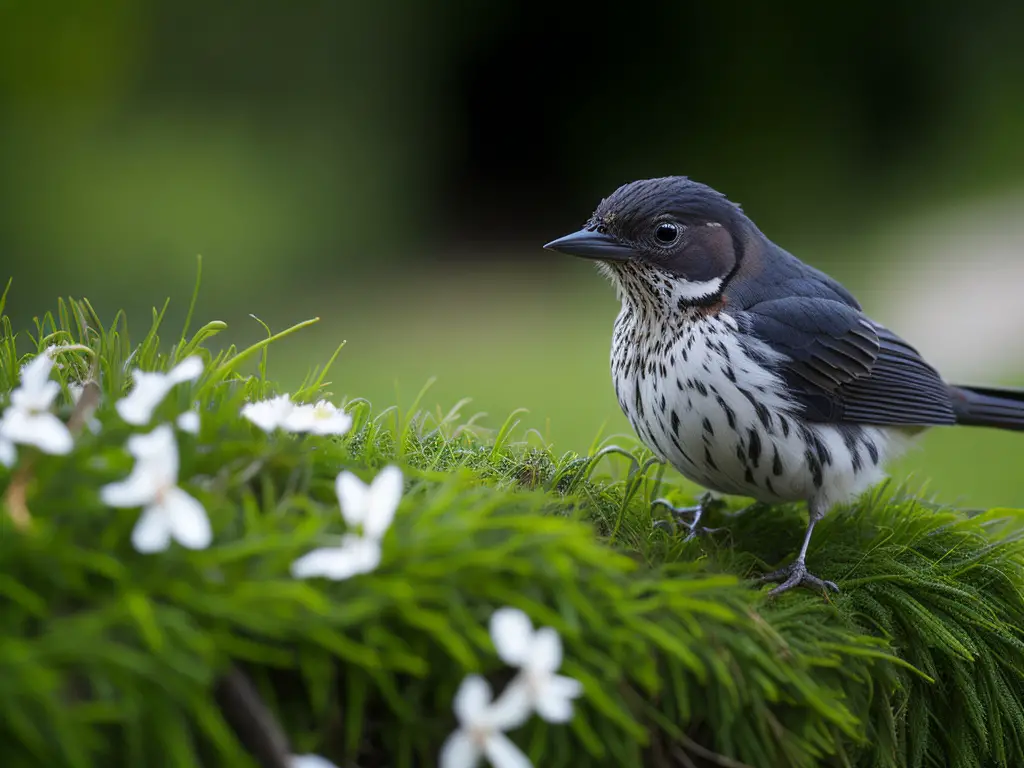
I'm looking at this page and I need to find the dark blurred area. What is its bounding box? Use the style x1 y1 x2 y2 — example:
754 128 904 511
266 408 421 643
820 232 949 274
3 1 1024 504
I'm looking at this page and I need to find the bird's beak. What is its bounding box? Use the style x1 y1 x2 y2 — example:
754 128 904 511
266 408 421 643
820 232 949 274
543 229 634 262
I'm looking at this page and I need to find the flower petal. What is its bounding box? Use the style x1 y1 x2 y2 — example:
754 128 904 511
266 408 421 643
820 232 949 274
168 356 204 384
280 403 316 432
308 411 353 436
289 755 340 768
489 607 533 666
100 467 160 507
290 536 380 581
0 436 16 467
452 675 493 723
241 395 294 432
363 465 403 539
482 732 533 768
10 379 61 412
116 371 175 425
484 676 533 731
2 410 73 455
534 674 583 723
18 352 56 394
438 731 482 768
335 471 369 526
529 627 563 674
165 488 212 550
176 410 201 434
131 504 173 553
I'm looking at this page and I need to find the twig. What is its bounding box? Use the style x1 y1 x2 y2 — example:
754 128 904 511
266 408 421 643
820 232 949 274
214 666 293 768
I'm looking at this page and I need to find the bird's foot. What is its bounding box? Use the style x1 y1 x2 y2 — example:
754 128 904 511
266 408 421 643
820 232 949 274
652 493 725 542
759 558 839 596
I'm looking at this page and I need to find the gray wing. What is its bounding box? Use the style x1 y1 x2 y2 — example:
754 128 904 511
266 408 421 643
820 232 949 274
735 295 956 426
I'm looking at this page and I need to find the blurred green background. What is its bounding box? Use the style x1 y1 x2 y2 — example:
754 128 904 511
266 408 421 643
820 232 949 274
3 1 1024 507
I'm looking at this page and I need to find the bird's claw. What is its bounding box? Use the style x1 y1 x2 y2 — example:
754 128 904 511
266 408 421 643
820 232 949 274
652 494 724 540
759 560 839 596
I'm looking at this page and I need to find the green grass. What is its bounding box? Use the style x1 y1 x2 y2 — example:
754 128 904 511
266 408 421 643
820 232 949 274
4 293 1024 767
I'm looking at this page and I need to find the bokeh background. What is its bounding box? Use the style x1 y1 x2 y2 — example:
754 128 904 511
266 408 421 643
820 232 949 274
3 1 1024 507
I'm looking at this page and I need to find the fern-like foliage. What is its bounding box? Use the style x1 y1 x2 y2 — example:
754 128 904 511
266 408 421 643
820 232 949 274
1 291 1023 768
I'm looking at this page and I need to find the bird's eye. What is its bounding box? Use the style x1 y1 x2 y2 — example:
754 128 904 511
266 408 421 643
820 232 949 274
654 222 679 244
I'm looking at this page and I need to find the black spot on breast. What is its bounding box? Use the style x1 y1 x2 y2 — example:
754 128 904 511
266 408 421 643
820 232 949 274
724 365 736 383
747 429 762 467
676 378 684 391
805 448 823 489
694 381 708 397
866 440 879 465
634 380 644 418
772 445 783 476
682 348 689 362
702 417 714 436
744 467 755 484
779 416 790 438
716 395 736 430
765 476 776 495
660 394 666 412
704 446 718 470
671 409 680 435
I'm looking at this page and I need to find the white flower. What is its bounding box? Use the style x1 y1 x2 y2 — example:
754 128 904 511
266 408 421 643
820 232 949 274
100 424 211 553
241 394 353 437
282 400 353 436
290 533 381 580
290 756 339 768
176 409 201 434
335 465 403 538
241 394 295 432
290 466 403 581
489 608 584 723
0 352 73 458
440 675 533 768
116 356 204 426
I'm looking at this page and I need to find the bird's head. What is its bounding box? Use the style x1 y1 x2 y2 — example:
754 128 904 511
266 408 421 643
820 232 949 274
545 176 749 309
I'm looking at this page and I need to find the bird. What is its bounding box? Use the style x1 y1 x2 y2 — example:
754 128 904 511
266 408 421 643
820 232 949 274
544 176 1024 595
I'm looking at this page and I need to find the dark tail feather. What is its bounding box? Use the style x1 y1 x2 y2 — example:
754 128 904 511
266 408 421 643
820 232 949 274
950 385 1024 431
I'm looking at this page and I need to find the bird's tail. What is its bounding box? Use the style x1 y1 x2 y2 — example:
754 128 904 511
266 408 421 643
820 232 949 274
949 385 1024 431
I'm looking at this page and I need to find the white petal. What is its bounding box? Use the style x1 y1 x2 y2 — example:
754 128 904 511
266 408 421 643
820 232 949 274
307 411 353 436
168 356 204 384
489 608 533 666
18 353 56 394
10 379 61 411
289 755 340 768
131 504 173 553
176 410 201 434
241 395 293 432
124 426 180 489
335 471 369 526
0 436 16 467
164 488 212 549
290 536 380 580
363 465 403 539
116 371 175 425
534 675 583 723
529 627 563 674
100 466 160 507
453 675 493 724
482 732 533 768
2 410 73 455
483 676 534 731
438 731 482 768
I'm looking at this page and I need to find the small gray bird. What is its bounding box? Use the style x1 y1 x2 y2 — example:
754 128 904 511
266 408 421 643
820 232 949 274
545 176 1024 595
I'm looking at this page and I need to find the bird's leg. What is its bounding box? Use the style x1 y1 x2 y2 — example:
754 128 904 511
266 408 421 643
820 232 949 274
759 501 839 595
652 492 725 541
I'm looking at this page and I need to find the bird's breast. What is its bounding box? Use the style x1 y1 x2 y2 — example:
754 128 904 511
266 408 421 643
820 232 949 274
609 307 886 504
